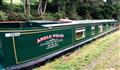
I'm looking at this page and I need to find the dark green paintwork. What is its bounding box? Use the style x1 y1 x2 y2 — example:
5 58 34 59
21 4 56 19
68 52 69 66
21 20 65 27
85 26 91 37
2 36 16 67
95 25 99 34
15 28 73 63
0 20 118 69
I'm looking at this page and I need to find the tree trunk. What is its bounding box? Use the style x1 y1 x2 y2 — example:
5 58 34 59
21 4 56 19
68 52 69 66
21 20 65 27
28 0 30 16
58 1 61 12
24 0 31 16
63 1 66 18
42 0 48 15
10 0 13 12
37 0 48 17
37 0 42 15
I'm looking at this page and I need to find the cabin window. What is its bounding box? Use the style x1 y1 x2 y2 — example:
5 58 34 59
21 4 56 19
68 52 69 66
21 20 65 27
75 28 85 40
91 26 95 35
99 25 103 32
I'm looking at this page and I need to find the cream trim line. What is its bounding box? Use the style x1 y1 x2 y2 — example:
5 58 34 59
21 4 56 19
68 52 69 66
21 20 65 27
12 37 19 64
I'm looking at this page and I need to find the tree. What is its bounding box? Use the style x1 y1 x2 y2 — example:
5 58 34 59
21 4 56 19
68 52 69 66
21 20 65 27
112 0 120 20
79 0 92 19
10 0 13 12
37 0 48 17
50 0 66 16
23 0 31 16
0 0 3 5
50 0 80 19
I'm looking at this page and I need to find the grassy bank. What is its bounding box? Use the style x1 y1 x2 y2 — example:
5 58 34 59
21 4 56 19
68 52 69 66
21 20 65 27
94 44 120 70
34 30 120 70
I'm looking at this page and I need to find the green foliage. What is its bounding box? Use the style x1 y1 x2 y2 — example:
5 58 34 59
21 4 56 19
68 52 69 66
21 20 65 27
101 5 114 19
67 11 81 20
44 13 56 20
1 0 120 20
43 12 64 20
0 0 3 5
97 14 104 19
84 13 93 19
90 6 104 19
77 4 93 19
8 13 33 21
0 11 8 21
13 5 24 12
0 3 24 13
54 11 64 20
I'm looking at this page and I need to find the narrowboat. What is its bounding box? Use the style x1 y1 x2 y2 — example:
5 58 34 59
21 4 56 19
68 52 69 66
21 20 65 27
0 19 119 70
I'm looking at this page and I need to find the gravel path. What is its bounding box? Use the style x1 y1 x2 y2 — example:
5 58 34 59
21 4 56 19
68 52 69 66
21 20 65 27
83 39 120 70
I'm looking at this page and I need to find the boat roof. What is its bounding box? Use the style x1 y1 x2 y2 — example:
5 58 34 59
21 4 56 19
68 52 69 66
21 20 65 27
41 19 117 27
0 19 117 28
0 21 24 23
0 20 57 24
28 20 59 24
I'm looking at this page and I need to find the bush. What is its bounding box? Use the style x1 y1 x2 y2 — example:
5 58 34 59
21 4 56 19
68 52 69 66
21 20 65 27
0 3 24 12
13 5 24 12
83 13 93 19
0 11 8 21
97 14 104 19
44 13 56 20
68 12 81 20
54 12 65 20
8 13 33 21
